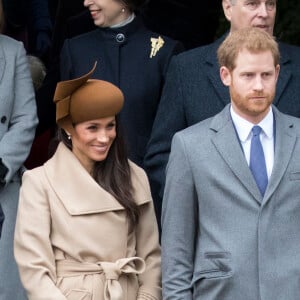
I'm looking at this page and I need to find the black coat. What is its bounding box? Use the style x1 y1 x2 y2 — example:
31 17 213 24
60 17 183 168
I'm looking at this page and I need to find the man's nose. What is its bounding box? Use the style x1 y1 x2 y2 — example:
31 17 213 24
257 3 269 17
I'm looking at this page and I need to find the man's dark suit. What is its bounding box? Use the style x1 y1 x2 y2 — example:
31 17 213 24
145 35 300 224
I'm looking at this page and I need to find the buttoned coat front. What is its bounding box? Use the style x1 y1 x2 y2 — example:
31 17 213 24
14 143 161 300
162 105 300 300
0 34 38 299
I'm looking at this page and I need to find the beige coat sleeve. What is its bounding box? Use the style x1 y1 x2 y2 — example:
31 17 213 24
135 171 162 300
14 170 67 300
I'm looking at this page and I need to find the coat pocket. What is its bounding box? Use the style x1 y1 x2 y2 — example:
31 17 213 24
195 251 233 280
65 289 92 300
289 171 300 181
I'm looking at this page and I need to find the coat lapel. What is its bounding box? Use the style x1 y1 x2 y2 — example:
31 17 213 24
205 35 231 107
210 106 263 204
43 143 150 216
273 43 292 106
262 107 297 206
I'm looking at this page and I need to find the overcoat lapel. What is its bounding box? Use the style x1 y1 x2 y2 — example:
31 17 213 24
262 107 297 206
273 43 292 106
210 106 263 204
43 143 150 216
44 143 124 215
205 35 230 107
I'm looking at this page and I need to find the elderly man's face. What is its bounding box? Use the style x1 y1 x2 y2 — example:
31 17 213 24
223 0 276 36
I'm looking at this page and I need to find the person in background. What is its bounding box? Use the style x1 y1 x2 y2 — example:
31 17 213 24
2 0 53 65
0 0 38 298
14 64 161 300
162 26 300 300
145 0 300 228
60 0 183 173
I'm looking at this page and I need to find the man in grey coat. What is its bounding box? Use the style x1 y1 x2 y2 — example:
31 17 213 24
162 27 300 299
145 0 300 228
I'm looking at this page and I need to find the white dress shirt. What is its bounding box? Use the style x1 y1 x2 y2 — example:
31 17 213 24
230 106 274 179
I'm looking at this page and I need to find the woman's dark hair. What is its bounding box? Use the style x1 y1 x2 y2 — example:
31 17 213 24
121 0 148 12
58 116 140 229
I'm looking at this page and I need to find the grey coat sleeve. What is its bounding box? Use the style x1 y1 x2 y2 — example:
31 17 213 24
161 132 197 300
0 38 38 182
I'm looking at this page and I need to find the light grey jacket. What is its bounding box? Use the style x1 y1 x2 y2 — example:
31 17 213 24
0 34 38 299
162 104 300 300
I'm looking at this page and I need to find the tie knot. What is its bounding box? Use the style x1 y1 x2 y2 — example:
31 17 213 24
252 125 262 136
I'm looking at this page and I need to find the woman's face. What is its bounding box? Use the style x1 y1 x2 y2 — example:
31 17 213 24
83 0 131 27
71 116 116 173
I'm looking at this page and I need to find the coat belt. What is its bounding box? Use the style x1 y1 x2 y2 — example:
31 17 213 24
56 257 146 300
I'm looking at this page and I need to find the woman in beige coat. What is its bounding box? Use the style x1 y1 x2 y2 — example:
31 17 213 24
14 64 161 300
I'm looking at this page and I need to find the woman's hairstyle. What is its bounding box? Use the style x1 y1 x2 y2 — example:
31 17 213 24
217 27 280 71
58 116 140 229
121 0 148 12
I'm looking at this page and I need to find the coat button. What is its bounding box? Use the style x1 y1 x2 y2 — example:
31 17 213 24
115 33 125 43
0 116 6 124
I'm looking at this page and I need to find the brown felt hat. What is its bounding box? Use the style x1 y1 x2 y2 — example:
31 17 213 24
53 62 124 134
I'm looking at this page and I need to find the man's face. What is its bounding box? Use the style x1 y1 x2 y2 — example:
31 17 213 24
223 0 276 36
220 49 280 124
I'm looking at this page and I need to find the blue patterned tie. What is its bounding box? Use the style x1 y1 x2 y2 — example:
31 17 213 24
249 126 268 196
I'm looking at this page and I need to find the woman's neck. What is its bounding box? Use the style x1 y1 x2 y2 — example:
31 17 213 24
110 13 135 28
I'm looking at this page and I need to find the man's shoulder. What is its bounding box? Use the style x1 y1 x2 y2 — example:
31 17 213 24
173 35 225 64
279 41 300 63
176 116 214 141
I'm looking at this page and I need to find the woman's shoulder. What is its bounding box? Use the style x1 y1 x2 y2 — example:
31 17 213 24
129 160 147 177
128 160 152 205
0 34 24 51
22 165 45 180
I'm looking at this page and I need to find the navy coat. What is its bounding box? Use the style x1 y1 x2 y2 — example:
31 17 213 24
145 35 300 224
60 17 183 168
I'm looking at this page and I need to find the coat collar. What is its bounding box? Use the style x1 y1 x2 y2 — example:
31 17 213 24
274 42 292 106
43 143 150 215
204 34 230 107
262 106 296 206
210 105 297 205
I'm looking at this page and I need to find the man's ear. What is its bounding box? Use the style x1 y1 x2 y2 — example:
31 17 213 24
220 66 232 86
222 0 233 22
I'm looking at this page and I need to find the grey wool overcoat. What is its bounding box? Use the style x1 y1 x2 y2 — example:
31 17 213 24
0 34 37 299
162 105 300 300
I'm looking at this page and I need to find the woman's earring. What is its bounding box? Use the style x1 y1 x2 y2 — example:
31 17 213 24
121 8 125 12
67 135 72 140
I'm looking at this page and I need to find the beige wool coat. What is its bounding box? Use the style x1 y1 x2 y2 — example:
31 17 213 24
14 143 161 300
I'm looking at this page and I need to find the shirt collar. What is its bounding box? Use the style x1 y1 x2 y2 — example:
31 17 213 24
230 105 274 142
